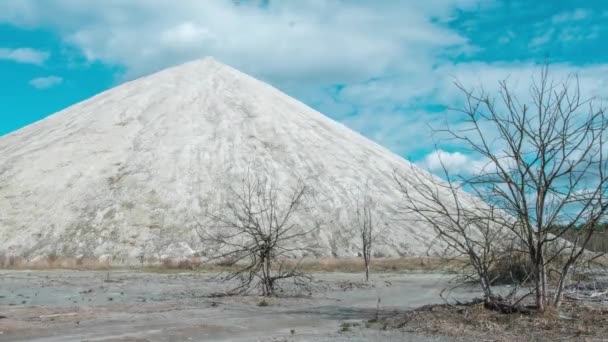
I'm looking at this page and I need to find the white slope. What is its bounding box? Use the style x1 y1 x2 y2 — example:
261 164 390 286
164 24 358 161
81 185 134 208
0 57 446 264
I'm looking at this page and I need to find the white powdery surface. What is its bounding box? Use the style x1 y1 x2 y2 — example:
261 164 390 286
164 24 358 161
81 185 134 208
0 58 449 264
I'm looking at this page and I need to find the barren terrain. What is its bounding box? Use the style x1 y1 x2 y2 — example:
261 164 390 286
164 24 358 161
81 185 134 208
0 270 479 341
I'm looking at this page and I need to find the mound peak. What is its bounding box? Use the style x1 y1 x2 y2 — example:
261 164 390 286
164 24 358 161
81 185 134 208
0 57 444 265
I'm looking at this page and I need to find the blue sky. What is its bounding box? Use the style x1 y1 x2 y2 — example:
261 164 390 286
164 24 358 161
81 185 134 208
1 0 607 174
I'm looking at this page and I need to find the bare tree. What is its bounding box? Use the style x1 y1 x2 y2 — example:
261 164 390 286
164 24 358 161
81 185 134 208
344 184 386 282
356 193 374 282
420 65 608 311
196 172 320 296
396 163 516 306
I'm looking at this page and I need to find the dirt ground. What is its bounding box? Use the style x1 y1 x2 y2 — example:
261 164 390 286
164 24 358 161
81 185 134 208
379 299 608 342
0 270 484 342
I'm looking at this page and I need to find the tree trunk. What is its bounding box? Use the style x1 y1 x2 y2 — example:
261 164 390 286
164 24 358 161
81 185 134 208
541 260 547 308
480 275 493 303
363 241 370 282
262 254 273 296
534 253 546 311
553 261 572 308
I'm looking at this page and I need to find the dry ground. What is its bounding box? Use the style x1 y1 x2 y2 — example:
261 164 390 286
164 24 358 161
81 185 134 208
1 262 606 341
377 300 608 341
0 269 475 342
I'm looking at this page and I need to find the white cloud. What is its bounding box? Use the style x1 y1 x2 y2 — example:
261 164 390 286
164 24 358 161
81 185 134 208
552 9 590 24
315 61 608 160
412 60 608 178
0 1 477 81
432 62 608 106
1 1 607 173
418 149 488 176
0 47 49 65
529 29 554 48
0 0 489 158
160 22 215 47
528 8 598 51
29 76 63 89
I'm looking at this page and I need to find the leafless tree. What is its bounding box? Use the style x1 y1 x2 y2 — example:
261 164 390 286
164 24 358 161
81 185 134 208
195 172 320 296
417 65 608 311
344 184 386 282
356 193 374 282
396 163 517 306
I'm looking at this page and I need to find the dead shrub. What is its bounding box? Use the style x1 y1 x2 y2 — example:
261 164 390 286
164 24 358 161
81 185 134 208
0 254 24 268
160 257 201 270
215 257 237 267
488 253 534 285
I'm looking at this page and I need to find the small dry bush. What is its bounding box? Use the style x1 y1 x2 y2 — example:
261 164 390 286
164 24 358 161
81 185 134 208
488 253 534 285
0 254 24 268
486 251 600 286
160 257 202 270
0 255 467 273
0 254 111 270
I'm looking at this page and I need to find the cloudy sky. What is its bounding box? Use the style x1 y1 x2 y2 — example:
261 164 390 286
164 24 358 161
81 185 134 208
1 0 607 175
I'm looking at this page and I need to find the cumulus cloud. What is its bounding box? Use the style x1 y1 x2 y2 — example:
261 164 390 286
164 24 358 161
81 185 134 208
0 1 489 157
418 149 488 176
528 7 600 52
1 1 475 81
0 1 607 174
29 76 63 89
0 47 49 65
552 8 590 24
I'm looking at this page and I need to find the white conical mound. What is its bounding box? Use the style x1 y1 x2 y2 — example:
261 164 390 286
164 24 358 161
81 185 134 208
0 57 448 265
